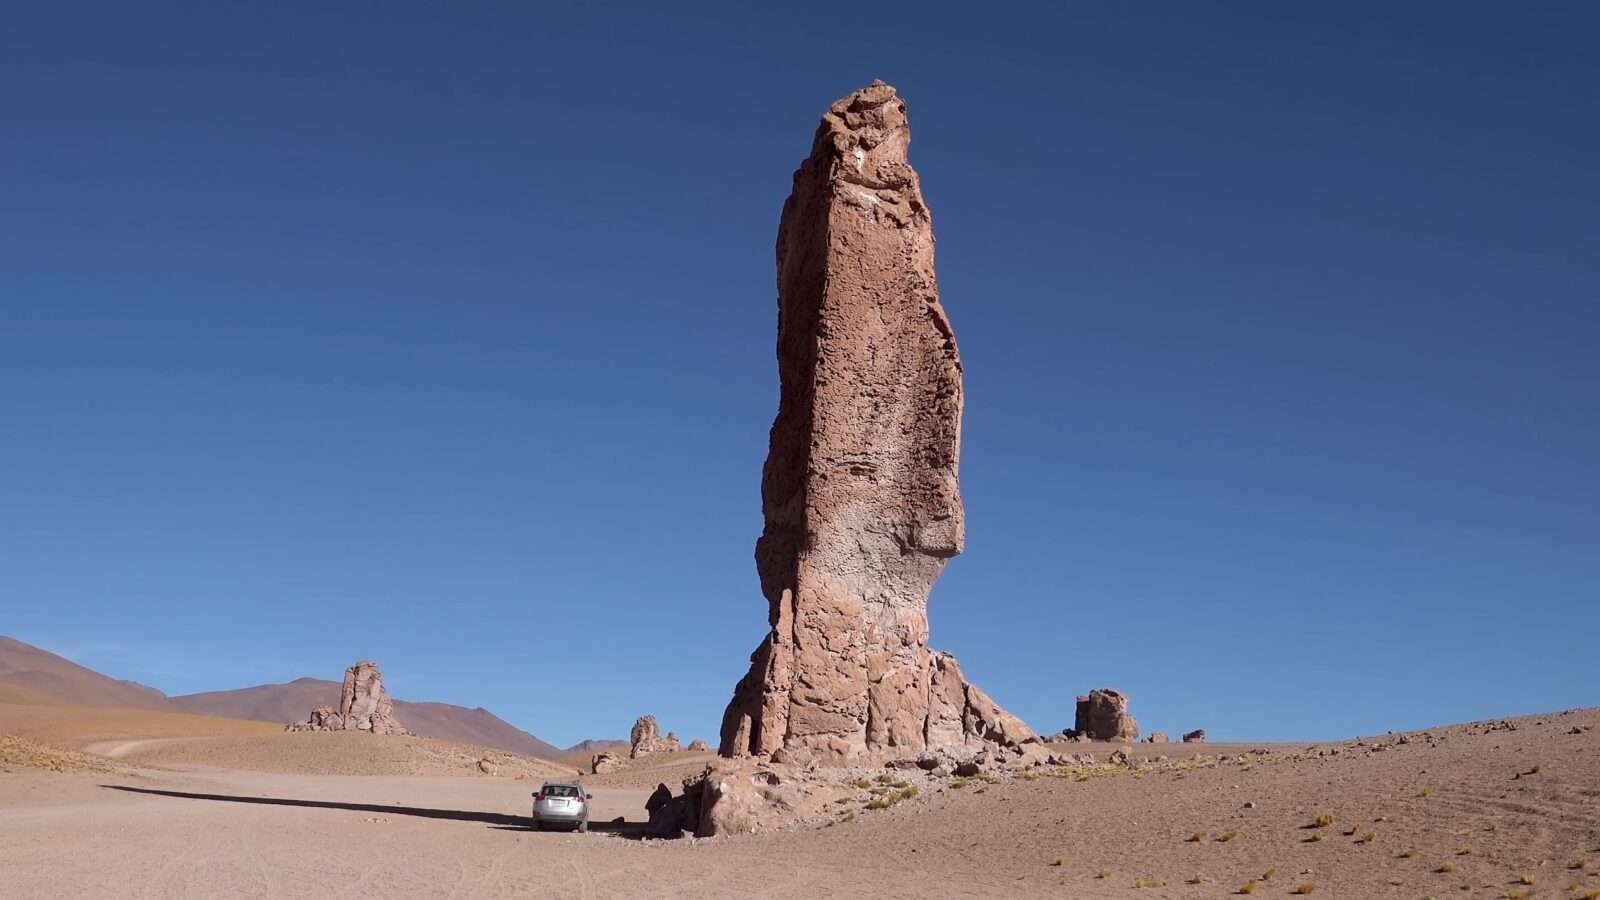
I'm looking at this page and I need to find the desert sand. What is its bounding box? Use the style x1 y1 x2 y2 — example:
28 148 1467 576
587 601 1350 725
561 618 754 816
4 699 1597 899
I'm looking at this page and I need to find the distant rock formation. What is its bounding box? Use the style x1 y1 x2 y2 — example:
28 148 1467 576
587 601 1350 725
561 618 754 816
591 752 623 774
629 714 681 757
1074 689 1139 741
718 81 1034 766
686 739 710 752
1183 728 1206 743
1146 732 1170 744
286 660 409 736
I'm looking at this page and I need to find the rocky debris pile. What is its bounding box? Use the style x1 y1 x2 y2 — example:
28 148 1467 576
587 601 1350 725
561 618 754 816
1183 729 1206 743
687 739 710 752
718 81 1034 767
591 752 624 774
1073 689 1139 741
629 715 682 757
642 759 853 838
286 660 410 735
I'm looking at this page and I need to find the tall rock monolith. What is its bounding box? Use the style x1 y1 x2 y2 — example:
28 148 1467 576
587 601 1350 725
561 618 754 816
286 659 409 736
718 82 1033 766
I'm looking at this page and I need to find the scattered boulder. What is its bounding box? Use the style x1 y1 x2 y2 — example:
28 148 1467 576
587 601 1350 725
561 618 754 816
687 739 710 752
629 715 682 757
286 661 410 736
1183 729 1207 743
477 758 497 776
1108 747 1131 766
952 761 983 778
1074 689 1139 741
1146 732 1170 744
718 81 1033 766
591 752 623 774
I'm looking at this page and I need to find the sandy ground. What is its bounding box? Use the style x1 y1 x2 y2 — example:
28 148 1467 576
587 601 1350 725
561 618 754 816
3 709 1598 899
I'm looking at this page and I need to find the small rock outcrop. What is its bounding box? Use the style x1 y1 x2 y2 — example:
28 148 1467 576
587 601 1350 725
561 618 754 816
629 715 682 757
1146 732 1170 744
1074 689 1139 741
687 739 710 752
286 660 410 735
718 81 1034 766
1183 729 1207 743
590 752 623 774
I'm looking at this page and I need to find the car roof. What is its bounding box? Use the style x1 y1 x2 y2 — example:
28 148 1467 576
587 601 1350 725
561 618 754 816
541 780 583 787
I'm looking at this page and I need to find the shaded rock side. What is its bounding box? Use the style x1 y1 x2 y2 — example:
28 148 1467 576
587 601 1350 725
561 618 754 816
1074 688 1138 741
718 81 1031 765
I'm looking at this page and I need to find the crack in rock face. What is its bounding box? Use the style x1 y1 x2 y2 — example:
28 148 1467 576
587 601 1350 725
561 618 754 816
718 82 1033 767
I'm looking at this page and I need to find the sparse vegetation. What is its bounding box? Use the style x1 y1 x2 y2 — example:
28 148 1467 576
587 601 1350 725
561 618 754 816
1355 831 1375 844
1304 831 1325 843
1514 874 1535 885
1436 861 1456 874
1187 831 1208 843
1217 830 1239 842
1237 880 1257 895
1094 868 1111 880
1133 877 1163 888
1292 883 1316 894
1420 786 1434 798
1260 867 1277 880
1389 877 1406 885
1186 872 1211 884
1457 847 1477 856
1312 812 1336 828
1401 848 1420 859
862 785 919 810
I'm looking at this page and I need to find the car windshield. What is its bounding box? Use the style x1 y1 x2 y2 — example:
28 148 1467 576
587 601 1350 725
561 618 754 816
543 784 580 798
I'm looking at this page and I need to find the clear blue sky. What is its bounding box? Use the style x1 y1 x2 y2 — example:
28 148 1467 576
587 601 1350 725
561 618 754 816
3 3 1596 747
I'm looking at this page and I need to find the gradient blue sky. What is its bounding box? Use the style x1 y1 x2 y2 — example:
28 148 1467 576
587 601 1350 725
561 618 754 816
3 3 1596 747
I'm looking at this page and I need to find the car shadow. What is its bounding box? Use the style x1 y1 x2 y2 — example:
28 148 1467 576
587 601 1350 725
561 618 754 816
100 785 649 838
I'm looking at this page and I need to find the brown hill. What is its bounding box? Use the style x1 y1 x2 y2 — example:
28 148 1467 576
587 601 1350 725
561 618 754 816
0 636 171 711
1 636 562 761
565 738 628 754
168 679 563 760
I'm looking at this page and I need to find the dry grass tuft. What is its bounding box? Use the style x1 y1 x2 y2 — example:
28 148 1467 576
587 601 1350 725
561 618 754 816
1217 830 1240 842
1400 848 1420 859
1436 861 1456 874
1188 831 1208 843
1312 812 1336 828
1236 880 1257 895
1292 883 1316 894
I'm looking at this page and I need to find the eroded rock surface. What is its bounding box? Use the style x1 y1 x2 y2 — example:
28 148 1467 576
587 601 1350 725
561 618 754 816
629 715 681 757
1075 689 1138 742
286 660 409 736
717 81 1031 766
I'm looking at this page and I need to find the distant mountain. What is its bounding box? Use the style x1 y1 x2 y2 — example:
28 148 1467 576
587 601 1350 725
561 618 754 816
564 738 628 754
0 636 172 710
169 680 565 761
0 635 563 760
